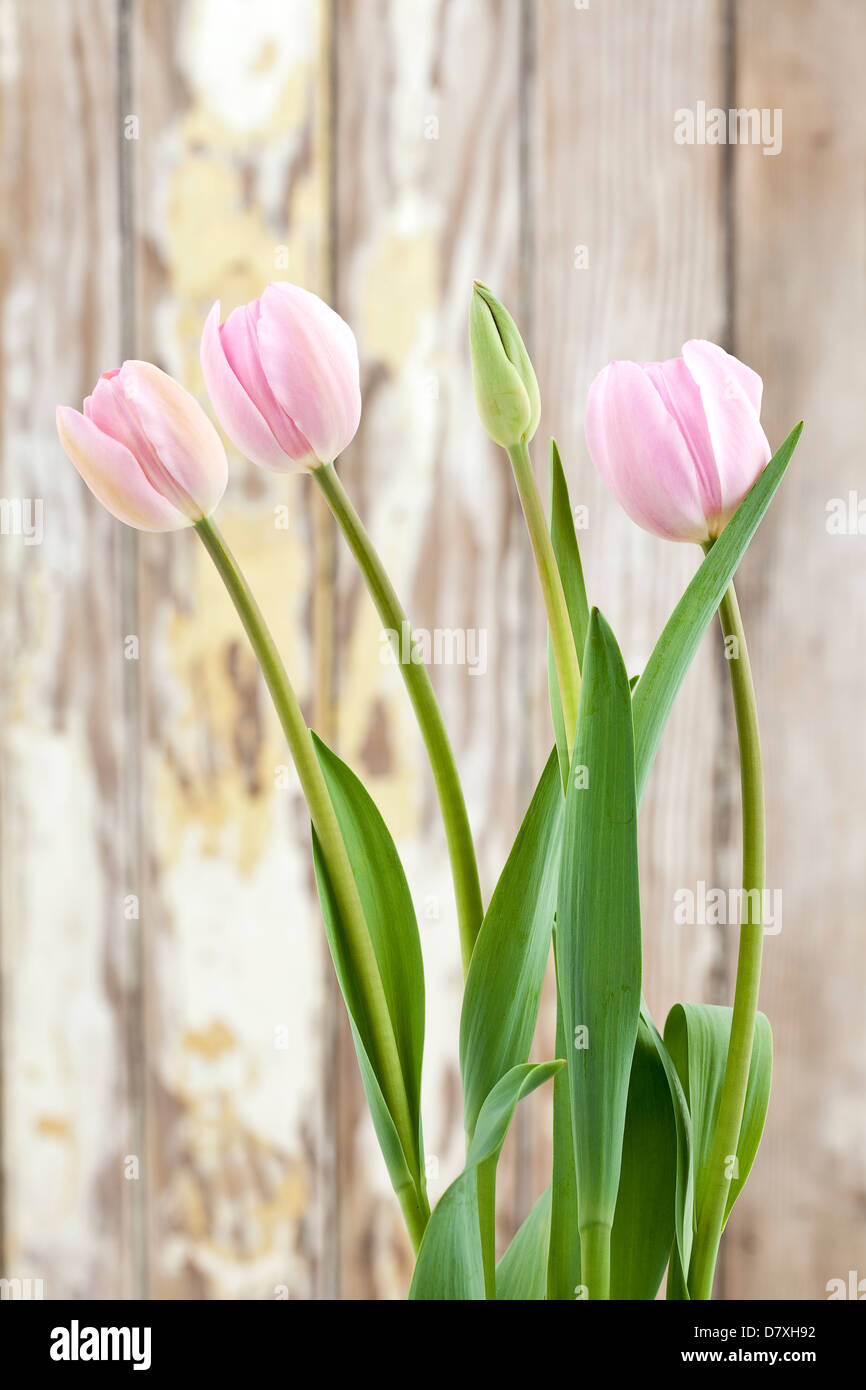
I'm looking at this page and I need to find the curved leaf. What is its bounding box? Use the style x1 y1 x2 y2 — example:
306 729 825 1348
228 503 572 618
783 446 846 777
467 1061 564 1169
640 1001 694 1284
664 1002 773 1285
497 1186 552 1301
610 1014 678 1299
410 1062 561 1301
311 735 425 1196
633 423 801 802
460 749 564 1139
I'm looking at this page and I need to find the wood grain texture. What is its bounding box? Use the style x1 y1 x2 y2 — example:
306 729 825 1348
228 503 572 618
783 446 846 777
130 0 334 1300
333 0 529 1294
529 0 729 1223
0 0 143 1298
726 0 866 1300
0 0 861 1302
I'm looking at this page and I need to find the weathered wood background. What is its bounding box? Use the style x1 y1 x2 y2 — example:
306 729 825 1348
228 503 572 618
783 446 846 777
0 0 862 1299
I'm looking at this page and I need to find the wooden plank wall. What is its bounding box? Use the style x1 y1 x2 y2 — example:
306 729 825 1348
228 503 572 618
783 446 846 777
0 0 862 1299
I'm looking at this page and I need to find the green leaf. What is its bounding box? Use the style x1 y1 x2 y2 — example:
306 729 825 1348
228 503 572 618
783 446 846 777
497 1187 552 1301
548 997 694 1300
460 749 564 1140
633 423 801 803
725 1017 772 1224
664 1003 773 1279
407 1169 485 1301
547 439 591 788
546 977 581 1300
467 1060 564 1168
640 1001 695 1284
609 1014 678 1299
556 609 642 1237
311 735 425 1197
410 1063 561 1301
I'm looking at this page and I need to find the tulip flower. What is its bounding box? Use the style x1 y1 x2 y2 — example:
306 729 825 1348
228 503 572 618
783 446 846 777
201 281 483 975
585 340 771 543
201 282 361 471
56 361 228 530
469 281 540 449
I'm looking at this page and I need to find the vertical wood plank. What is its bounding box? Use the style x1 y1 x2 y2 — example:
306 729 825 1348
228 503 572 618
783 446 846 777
130 0 335 1299
728 0 866 1299
0 0 142 1297
334 0 527 1295
531 0 729 1207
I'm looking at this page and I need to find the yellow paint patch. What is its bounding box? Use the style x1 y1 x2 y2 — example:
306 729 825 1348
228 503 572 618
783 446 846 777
183 1020 237 1059
155 510 312 875
181 65 311 154
34 1115 71 1140
360 231 438 370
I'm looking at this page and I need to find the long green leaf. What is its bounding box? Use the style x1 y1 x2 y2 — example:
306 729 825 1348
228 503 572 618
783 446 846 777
311 736 425 1197
609 1015 678 1299
633 423 801 802
546 971 581 1299
547 438 591 787
557 609 642 1241
547 1001 692 1300
497 1186 552 1301
410 1062 561 1300
460 749 564 1139
664 1002 773 1286
640 1001 695 1284
725 1016 772 1224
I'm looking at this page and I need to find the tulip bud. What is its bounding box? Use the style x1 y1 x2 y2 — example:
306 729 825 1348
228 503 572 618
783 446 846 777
56 361 228 531
469 281 540 448
201 282 362 472
585 340 771 543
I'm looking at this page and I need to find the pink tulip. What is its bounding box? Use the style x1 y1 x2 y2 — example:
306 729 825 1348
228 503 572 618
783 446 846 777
201 282 362 472
57 361 228 531
585 340 771 543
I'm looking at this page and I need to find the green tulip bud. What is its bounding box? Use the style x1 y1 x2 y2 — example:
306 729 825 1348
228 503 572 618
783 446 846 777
469 281 541 448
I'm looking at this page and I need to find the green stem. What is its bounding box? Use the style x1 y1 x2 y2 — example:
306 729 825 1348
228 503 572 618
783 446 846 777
398 1182 431 1257
476 1156 498 1299
313 461 484 977
689 575 765 1300
579 1222 611 1300
507 441 581 755
194 515 423 1230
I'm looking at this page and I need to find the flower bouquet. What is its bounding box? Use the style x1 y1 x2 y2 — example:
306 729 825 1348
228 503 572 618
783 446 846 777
57 279 801 1300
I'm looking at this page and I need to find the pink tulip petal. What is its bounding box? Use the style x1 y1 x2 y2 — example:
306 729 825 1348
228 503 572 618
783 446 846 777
201 302 293 472
257 282 361 464
114 361 227 519
642 356 722 520
681 340 771 533
219 301 314 466
57 405 187 531
586 361 711 543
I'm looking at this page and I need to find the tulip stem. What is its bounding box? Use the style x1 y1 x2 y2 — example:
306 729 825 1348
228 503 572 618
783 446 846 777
194 514 428 1250
313 461 484 978
507 441 581 755
689 573 765 1299
580 1222 611 1300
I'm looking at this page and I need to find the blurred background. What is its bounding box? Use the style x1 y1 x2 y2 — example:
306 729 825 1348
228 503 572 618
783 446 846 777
0 0 863 1300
